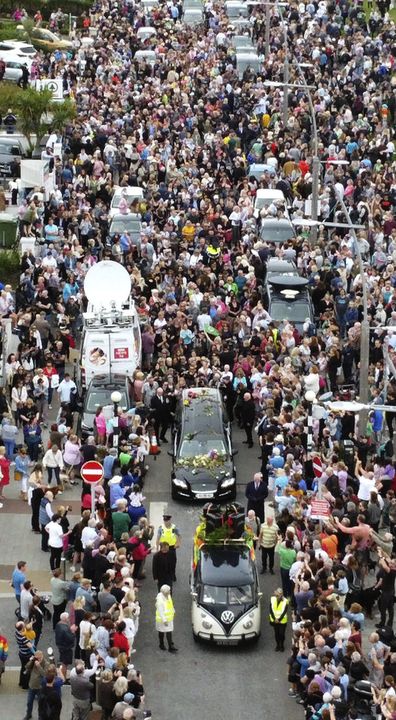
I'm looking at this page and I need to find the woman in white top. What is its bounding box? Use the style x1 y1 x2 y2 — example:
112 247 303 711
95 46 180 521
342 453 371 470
46 513 66 571
11 381 28 424
79 613 96 663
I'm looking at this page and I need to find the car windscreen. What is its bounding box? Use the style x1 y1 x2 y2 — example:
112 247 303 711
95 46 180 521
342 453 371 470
112 194 140 208
261 222 294 243
110 218 141 234
0 145 20 156
86 389 128 413
201 584 253 605
179 437 226 458
270 299 311 323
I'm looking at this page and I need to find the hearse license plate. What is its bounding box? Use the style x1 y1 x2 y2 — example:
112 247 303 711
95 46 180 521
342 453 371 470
196 492 213 499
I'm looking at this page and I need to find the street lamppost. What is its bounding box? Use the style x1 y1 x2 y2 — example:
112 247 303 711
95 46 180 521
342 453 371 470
304 389 317 486
111 390 122 449
293 210 370 431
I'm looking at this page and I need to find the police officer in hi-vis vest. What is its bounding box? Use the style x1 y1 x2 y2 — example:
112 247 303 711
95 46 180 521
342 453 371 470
269 587 289 652
156 514 181 582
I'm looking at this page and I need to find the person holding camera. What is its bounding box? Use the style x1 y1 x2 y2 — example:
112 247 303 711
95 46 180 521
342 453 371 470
23 650 50 720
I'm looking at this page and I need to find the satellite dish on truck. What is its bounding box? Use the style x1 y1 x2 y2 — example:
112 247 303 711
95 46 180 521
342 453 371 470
84 261 131 310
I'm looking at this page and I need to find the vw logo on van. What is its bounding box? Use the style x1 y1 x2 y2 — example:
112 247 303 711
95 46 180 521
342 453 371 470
220 610 235 625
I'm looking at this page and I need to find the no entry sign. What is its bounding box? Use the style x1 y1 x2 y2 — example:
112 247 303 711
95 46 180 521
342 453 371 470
312 456 323 478
81 460 103 485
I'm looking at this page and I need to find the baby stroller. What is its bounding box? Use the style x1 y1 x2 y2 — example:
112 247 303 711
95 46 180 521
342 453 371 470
351 680 376 719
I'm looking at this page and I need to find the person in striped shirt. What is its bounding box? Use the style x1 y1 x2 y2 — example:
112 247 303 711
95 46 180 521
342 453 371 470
258 516 279 575
15 620 34 689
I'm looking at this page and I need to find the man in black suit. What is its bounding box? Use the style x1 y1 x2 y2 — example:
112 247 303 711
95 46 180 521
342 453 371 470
240 392 256 448
245 472 268 522
150 387 172 443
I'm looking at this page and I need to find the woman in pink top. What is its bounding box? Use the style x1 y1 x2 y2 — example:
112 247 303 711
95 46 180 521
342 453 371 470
94 407 107 445
63 434 82 485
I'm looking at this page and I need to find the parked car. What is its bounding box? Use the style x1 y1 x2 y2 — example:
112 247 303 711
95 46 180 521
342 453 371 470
266 275 315 330
0 138 24 177
2 58 32 83
29 27 74 53
0 40 37 57
170 388 237 501
77 374 132 438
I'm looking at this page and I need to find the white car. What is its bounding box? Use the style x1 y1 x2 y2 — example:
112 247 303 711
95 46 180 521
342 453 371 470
109 186 144 218
1 58 32 83
0 40 37 58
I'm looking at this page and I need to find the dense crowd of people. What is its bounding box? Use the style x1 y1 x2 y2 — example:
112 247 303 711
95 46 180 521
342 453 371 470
0 0 396 717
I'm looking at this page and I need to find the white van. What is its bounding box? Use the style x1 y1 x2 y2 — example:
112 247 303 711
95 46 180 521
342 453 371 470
235 50 260 79
253 188 288 219
134 49 156 65
225 0 249 18
78 261 142 391
109 186 144 218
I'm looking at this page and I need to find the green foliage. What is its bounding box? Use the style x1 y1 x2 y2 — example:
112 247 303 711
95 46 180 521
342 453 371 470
50 97 77 133
0 19 22 41
13 87 54 154
1 0 92 19
0 82 23 113
0 249 20 284
0 85 76 154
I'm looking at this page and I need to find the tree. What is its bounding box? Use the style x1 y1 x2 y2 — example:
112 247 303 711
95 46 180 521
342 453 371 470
0 85 76 155
50 97 77 134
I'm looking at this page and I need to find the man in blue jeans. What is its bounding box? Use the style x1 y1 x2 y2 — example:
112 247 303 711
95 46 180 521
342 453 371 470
23 651 50 720
11 560 27 605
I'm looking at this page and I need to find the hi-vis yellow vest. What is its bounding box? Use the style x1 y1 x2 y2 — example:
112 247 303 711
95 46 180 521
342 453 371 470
156 596 175 623
159 524 177 547
269 596 288 623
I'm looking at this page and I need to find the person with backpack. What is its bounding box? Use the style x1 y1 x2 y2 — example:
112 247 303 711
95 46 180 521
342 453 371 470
38 666 64 720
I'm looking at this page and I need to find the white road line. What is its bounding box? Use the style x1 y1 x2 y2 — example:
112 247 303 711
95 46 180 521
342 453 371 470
265 499 275 519
149 500 168 547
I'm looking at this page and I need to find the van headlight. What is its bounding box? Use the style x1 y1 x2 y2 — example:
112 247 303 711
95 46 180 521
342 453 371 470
173 478 188 489
202 620 213 629
243 619 253 629
221 477 235 488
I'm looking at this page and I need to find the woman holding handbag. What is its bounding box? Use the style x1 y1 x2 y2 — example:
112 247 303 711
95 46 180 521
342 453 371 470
15 447 30 501
63 435 82 485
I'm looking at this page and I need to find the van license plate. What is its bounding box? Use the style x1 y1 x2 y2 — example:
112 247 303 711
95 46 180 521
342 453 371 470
216 640 238 646
196 492 213 499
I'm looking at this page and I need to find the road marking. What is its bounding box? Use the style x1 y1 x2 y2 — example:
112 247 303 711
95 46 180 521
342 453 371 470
265 499 275 519
149 501 168 547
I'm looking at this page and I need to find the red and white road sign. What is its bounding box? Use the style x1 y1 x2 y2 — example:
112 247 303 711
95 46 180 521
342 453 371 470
81 460 103 485
310 499 330 520
312 456 323 478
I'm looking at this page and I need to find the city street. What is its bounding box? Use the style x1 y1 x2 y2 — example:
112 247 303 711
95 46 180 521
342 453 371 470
0 423 296 720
